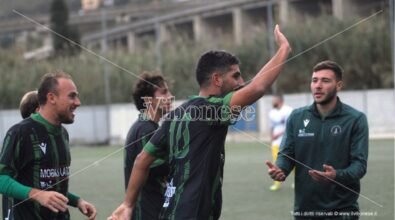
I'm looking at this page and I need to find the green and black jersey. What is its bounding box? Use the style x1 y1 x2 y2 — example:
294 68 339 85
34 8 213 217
124 114 169 220
0 113 79 220
276 98 369 217
144 92 235 220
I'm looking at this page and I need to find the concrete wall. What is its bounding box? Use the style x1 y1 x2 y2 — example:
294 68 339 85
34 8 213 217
0 104 139 146
0 89 393 146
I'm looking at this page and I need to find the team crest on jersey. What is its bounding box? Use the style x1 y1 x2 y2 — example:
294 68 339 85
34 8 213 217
39 142 47 154
330 125 342 136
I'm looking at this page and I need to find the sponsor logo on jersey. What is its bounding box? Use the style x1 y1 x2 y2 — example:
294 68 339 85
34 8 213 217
40 181 54 189
298 128 314 137
303 119 310 127
40 166 70 179
163 179 176 208
330 125 342 136
39 142 47 154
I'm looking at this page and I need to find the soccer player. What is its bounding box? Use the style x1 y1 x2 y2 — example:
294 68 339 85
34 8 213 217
266 60 369 219
124 72 172 220
268 93 292 191
2 90 40 219
108 25 291 220
19 90 39 119
0 72 97 220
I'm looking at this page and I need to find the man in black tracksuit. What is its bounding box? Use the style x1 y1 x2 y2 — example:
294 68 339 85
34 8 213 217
267 60 368 220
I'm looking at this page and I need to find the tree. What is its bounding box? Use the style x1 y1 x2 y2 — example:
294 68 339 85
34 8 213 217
50 0 81 56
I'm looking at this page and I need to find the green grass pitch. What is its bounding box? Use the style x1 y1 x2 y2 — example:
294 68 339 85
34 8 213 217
1 139 393 219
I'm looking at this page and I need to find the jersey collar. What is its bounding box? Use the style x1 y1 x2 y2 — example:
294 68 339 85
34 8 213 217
188 92 232 100
309 97 343 119
138 113 158 125
31 113 62 134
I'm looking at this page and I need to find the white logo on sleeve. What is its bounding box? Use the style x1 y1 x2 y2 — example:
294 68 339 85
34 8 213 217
5 209 11 220
303 119 310 127
39 142 47 154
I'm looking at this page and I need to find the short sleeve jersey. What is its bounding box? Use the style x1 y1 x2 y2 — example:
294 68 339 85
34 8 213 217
124 115 169 220
144 92 235 220
0 113 71 220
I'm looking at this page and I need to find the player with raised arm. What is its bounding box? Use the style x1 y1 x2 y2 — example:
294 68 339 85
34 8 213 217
108 25 291 220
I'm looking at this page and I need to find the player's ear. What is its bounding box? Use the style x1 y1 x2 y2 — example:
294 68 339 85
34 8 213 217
212 72 223 87
336 80 343 92
47 92 56 104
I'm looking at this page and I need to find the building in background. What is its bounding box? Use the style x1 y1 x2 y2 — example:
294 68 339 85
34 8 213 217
82 0 102 11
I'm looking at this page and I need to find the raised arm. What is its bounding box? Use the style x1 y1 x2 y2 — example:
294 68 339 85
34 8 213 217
230 25 291 108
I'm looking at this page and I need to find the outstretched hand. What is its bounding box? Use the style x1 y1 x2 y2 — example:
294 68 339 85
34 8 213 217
107 202 133 220
308 164 336 183
77 199 97 220
274 25 291 52
265 160 286 181
29 189 69 213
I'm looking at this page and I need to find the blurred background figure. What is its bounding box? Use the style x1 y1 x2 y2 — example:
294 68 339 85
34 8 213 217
268 93 292 191
19 90 39 119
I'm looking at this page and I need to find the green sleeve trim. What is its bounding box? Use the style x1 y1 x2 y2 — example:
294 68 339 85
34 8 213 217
222 92 234 107
0 174 32 200
206 92 234 105
143 142 159 158
221 92 236 125
205 92 235 125
67 192 80 207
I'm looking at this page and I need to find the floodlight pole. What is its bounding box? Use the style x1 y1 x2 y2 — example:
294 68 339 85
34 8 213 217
155 21 163 73
101 2 112 144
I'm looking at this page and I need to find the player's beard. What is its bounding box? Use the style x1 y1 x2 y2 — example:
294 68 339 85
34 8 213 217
58 110 74 124
220 83 238 96
315 87 337 105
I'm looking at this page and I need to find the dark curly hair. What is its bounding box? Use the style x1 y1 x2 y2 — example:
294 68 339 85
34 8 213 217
132 71 166 111
195 50 240 88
